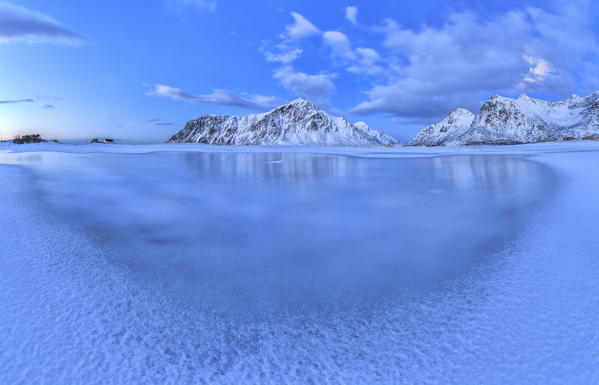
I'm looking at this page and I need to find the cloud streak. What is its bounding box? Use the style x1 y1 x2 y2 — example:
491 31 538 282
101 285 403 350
147 118 176 126
0 98 34 104
147 85 279 110
0 1 85 45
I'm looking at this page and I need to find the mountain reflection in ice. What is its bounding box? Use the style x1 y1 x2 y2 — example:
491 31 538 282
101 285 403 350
183 152 370 182
14 151 550 315
430 155 541 193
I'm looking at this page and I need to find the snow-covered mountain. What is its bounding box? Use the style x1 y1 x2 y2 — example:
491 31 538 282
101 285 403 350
168 98 397 146
408 108 475 146
410 92 599 146
353 121 397 146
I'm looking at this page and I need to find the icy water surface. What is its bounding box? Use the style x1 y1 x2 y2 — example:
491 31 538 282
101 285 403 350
7 152 548 313
0 151 560 384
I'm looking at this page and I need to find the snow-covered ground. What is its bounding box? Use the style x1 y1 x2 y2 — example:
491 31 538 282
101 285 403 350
2 138 598 156
1 141 598 384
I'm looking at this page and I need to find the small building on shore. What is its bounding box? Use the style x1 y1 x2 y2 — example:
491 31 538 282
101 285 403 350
91 138 116 144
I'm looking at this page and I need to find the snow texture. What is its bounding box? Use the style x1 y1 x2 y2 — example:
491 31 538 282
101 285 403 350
1 142 599 384
167 98 397 146
410 92 599 145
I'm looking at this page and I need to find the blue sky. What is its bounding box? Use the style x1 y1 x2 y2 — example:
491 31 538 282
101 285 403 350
1 0 598 142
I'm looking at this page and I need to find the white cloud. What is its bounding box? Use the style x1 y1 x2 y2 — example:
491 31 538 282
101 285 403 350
323 31 355 60
261 13 339 109
523 55 553 84
322 32 383 76
348 48 384 75
286 12 320 40
147 85 279 110
260 12 319 66
263 10 385 109
0 1 85 45
273 66 335 106
345 6 358 25
351 0 599 118
264 47 303 64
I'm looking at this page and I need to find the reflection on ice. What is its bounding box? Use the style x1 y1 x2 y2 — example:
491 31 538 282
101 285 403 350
431 155 541 193
3 151 551 316
183 152 370 182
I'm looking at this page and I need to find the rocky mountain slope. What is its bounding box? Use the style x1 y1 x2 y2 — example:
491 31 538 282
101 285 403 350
408 108 475 146
410 92 599 145
168 99 397 146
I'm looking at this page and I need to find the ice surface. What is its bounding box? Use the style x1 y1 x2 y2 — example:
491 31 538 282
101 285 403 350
1 142 599 384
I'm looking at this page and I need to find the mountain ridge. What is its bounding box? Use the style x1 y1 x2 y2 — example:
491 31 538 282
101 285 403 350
168 98 397 146
410 92 599 146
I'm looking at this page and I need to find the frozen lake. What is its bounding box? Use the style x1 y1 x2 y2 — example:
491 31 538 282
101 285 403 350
2 152 549 313
1 146 598 384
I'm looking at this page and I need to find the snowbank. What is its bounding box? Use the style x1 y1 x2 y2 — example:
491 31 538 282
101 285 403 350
1 136 598 156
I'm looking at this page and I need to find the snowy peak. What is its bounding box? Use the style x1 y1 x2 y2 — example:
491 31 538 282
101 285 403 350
408 108 475 146
271 98 318 114
410 91 599 146
465 95 548 144
452 108 474 115
284 98 317 108
517 94 538 102
168 100 397 146
267 98 324 122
